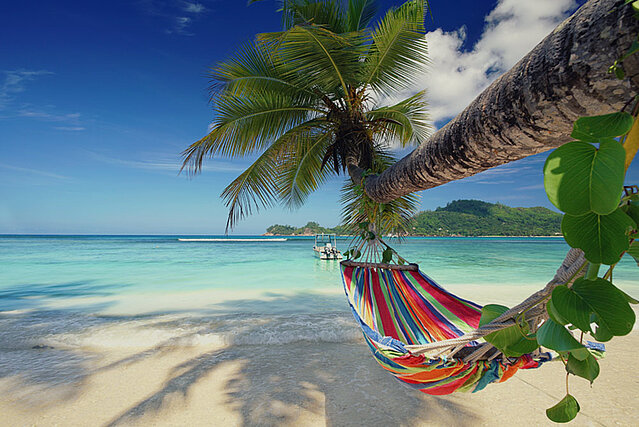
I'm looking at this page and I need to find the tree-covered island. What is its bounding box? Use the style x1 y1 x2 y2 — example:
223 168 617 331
264 200 562 237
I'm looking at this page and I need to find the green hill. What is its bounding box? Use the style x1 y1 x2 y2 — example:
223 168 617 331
410 200 562 236
265 221 348 236
265 200 562 236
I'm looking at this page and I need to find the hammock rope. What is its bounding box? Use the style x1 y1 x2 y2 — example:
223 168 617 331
340 238 601 394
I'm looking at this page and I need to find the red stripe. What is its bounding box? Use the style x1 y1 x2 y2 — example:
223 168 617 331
410 271 482 328
371 269 400 339
394 273 459 341
342 266 353 292
419 365 479 395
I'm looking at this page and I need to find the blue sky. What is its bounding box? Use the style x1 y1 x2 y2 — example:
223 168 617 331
1 0 634 235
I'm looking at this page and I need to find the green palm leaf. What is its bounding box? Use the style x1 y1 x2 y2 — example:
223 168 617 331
182 92 325 173
367 90 431 146
278 125 336 207
209 41 317 101
286 0 347 32
365 0 429 96
346 0 378 32
221 119 327 230
260 25 367 100
341 149 419 236
221 143 286 232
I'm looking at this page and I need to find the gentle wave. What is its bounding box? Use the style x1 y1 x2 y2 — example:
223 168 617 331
0 311 362 351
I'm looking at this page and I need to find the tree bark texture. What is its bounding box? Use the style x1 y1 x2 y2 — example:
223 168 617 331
359 0 639 203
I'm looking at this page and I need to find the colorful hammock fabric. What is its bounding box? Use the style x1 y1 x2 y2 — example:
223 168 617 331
340 263 552 395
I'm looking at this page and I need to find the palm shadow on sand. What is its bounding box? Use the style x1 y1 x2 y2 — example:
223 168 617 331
0 290 480 425
102 292 480 426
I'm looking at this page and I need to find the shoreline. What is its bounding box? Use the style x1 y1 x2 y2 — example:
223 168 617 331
263 234 564 238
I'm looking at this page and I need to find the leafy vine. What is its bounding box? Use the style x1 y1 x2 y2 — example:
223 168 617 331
481 2 639 421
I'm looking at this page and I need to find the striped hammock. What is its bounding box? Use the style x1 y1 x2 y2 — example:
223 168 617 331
340 262 552 395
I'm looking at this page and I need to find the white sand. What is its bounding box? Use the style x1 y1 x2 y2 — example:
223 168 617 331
1 331 637 426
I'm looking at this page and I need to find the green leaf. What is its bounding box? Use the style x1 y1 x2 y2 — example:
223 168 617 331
626 39 639 58
568 278 635 336
536 319 584 352
624 201 639 223
479 305 539 357
551 285 591 331
562 209 636 265
544 140 626 215
352 249 361 260
547 299 569 325
590 313 614 342
367 91 431 146
364 0 428 96
569 347 591 361
567 352 600 384
546 394 580 423
552 278 636 341
381 248 393 264
571 112 634 143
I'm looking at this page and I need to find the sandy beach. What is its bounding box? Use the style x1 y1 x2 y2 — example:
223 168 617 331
1 327 637 426
1 236 637 426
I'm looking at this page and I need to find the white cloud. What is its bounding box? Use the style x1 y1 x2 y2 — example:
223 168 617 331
0 163 71 180
54 126 86 131
184 2 206 14
88 151 245 174
18 110 81 122
138 1 207 35
166 16 193 35
518 184 545 191
0 70 86 130
0 70 53 109
412 0 579 124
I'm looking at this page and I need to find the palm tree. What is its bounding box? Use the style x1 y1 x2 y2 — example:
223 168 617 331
350 0 638 203
182 0 431 234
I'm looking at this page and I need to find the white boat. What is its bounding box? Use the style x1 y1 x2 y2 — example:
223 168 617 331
313 233 343 260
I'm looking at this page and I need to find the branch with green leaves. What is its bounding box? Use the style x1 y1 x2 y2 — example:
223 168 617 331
477 110 639 423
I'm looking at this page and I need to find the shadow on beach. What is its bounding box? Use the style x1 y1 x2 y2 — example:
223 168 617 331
103 343 479 426
0 291 480 426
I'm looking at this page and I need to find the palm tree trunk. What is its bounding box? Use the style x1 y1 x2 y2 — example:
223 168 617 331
351 0 639 203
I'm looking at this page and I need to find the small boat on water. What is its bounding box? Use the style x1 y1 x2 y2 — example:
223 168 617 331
313 233 343 260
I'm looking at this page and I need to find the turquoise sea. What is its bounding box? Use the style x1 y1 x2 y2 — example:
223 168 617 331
0 235 637 385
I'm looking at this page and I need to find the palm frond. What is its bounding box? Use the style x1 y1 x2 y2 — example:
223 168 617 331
340 149 419 236
340 180 419 236
181 92 325 174
364 0 429 96
367 90 431 147
221 142 286 232
220 119 328 230
346 0 378 32
209 41 317 102
278 125 336 208
259 25 367 99
285 0 348 32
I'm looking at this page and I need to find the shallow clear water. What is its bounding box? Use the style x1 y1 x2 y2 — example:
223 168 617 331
0 235 636 353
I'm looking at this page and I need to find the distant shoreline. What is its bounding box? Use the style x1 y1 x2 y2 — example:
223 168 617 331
263 233 564 238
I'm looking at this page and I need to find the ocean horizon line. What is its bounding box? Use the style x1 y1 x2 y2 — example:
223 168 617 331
0 234 564 238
